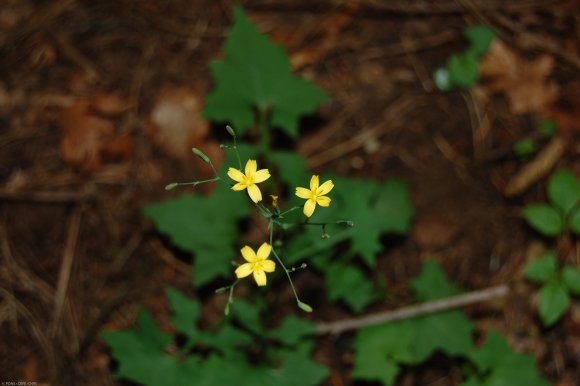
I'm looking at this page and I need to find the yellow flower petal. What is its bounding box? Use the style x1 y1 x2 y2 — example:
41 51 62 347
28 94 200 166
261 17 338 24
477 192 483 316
231 182 247 191
262 259 276 273
253 270 267 286
318 180 334 195
256 243 272 260
235 263 253 279
253 169 271 183
245 159 257 176
316 196 331 207
247 184 262 203
240 245 257 263
295 187 312 199
227 168 245 182
304 199 316 217
310 175 319 191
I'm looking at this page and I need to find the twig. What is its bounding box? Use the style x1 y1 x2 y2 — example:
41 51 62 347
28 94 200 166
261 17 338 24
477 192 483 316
316 284 509 335
51 207 83 336
504 135 566 197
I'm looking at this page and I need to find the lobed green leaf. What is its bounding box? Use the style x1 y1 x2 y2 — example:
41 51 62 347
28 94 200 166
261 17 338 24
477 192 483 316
143 184 250 287
203 6 328 138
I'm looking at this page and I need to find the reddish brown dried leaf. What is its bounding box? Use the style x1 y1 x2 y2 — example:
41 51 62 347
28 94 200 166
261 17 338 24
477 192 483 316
60 99 114 172
481 41 559 114
59 94 133 172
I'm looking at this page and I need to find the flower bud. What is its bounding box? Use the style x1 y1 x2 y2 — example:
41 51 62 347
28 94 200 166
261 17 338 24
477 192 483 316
192 147 210 163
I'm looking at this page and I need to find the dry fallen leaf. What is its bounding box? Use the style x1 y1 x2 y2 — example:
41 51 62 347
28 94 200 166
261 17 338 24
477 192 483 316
480 41 559 114
59 93 133 172
148 86 209 160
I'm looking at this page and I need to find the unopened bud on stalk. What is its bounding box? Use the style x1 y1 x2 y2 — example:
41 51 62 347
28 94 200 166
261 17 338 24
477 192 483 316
192 147 210 163
297 301 313 313
165 183 178 191
226 125 236 138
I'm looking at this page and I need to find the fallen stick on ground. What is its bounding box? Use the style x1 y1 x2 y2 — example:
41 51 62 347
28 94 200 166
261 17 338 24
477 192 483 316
316 284 509 335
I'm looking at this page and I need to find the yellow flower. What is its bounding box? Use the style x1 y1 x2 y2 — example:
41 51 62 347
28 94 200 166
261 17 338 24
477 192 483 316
227 160 271 203
295 175 334 217
235 243 276 286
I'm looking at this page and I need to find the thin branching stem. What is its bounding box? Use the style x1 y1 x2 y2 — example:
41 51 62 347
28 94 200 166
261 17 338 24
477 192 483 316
269 221 302 306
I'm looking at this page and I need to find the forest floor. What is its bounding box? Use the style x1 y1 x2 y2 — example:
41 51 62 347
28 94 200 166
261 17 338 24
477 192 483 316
1 0 579 385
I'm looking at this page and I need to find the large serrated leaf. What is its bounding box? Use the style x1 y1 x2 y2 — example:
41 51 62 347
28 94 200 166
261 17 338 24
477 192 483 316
165 287 200 346
466 331 550 386
143 184 250 286
204 6 328 138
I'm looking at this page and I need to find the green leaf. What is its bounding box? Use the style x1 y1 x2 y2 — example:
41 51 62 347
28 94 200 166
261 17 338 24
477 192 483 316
353 322 418 386
538 280 570 326
562 266 580 296
198 354 273 386
569 208 580 234
270 151 310 197
524 251 558 284
143 184 250 287
199 325 253 355
522 204 563 237
102 309 201 386
353 260 474 386
135 308 172 350
410 311 474 362
467 331 550 386
410 259 461 301
229 298 264 335
448 52 480 89
285 177 414 269
464 25 496 58
268 314 316 346
535 120 557 137
547 170 580 215
513 138 536 158
468 330 512 373
408 260 474 361
335 178 414 267
484 353 550 386
325 262 380 313
203 6 328 138
165 287 200 345
272 342 330 386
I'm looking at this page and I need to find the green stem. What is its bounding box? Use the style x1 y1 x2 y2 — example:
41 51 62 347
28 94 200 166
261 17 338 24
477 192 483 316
232 135 242 170
165 177 221 190
279 206 301 217
269 221 302 305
